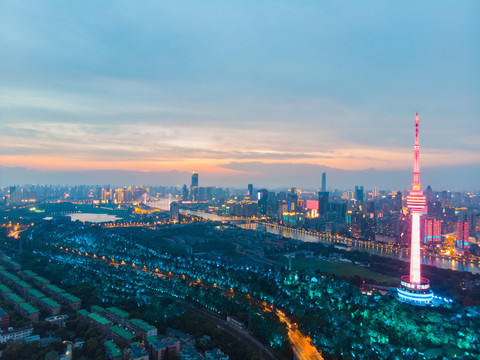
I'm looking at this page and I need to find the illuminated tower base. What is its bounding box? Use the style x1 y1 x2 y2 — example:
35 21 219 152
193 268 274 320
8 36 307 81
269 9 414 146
397 276 433 305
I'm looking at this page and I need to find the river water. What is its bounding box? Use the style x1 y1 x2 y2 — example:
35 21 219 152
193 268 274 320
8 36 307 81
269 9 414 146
184 210 480 274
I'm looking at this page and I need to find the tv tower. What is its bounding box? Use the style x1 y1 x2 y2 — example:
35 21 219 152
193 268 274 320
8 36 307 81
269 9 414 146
397 113 433 305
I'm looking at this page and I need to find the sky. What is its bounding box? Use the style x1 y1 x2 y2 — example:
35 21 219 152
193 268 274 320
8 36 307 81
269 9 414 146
0 1 479 189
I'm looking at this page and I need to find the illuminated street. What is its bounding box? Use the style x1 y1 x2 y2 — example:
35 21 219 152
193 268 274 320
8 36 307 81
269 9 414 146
277 310 324 360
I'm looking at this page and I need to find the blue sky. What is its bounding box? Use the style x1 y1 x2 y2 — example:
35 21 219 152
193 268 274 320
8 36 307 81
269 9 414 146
0 1 479 187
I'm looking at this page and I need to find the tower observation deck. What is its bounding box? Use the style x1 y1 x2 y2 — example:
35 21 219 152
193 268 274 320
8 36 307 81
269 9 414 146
397 113 433 305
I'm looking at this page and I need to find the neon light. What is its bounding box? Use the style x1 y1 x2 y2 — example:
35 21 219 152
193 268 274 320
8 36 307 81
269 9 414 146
410 213 421 283
398 113 433 305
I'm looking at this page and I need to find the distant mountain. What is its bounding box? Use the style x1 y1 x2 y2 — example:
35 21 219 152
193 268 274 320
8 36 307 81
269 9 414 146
0 163 478 191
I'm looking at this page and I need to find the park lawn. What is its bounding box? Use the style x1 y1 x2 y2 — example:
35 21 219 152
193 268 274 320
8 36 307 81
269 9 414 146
273 255 397 285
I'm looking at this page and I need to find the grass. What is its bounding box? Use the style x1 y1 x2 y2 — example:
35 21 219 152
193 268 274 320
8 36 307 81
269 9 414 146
272 255 397 285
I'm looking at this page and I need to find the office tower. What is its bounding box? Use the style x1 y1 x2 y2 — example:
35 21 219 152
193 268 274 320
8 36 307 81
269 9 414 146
355 186 364 208
321 172 326 192
456 221 470 249
170 202 179 220
397 113 433 305
257 189 268 216
190 172 199 202
182 185 189 201
247 184 254 197
394 191 403 212
424 217 441 245
318 191 329 217
287 187 298 212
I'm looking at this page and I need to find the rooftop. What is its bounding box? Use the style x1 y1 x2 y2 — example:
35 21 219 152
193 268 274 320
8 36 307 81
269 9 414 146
7 292 24 303
77 309 90 317
61 292 81 303
16 280 32 289
0 284 13 293
1 271 20 282
19 302 39 314
105 340 122 357
129 318 156 331
2 258 21 268
46 284 64 294
87 312 111 326
106 306 128 318
23 270 38 277
34 276 50 284
91 305 105 313
27 288 46 299
109 325 136 340
40 297 61 308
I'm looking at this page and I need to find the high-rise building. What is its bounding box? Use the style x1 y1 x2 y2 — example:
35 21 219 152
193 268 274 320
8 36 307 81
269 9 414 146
456 221 470 249
321 172 326 192
247 184 254 197
318 191 329 217
424 217 441 245
170 202 179 220
182 185 189 201
190 172 199 201
257 189 268 216
394 191 403 212
397 113 433 305
355 186 364 208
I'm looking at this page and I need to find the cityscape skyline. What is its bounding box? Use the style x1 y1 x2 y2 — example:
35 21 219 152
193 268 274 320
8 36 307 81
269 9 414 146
1 2 480 359
1 1 479 184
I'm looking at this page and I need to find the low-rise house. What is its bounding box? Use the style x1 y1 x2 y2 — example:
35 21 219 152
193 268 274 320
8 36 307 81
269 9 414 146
105 340 122 360
126 341 149 360
127 318 157 340
15 280 32 295
45 284 65 298
148 338 167 360
0 307 9 327
205 348 229 360
38 297 61 315
45 314 68 327
59 292 81 310
33 276 50 288
0 325 34 343
26 288 46 301
108 325 136 344
86 312 113 333
18 302 39 322
104 306 128 326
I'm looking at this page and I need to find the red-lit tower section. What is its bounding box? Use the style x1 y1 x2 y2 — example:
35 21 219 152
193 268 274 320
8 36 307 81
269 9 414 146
398 113 433 305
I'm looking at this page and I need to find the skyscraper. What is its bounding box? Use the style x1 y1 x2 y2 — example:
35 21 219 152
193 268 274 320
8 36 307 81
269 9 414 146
190 172 199 202
355 186 364 208
321 172 326 192
318 191 329 218
397 113 433 305
424 217 441 245
456 221 470 250
247 184 254 197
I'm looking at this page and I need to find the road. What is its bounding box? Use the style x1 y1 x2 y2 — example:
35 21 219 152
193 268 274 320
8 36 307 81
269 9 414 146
52 244 325 360
277 310 324 360
178 300 277 360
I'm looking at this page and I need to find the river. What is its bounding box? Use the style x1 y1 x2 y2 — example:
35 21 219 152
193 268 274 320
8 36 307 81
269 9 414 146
184 210 480 274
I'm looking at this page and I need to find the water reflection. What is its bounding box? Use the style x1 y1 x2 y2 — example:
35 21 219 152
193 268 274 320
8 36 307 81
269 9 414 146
184 210 479 274
244 222 480 274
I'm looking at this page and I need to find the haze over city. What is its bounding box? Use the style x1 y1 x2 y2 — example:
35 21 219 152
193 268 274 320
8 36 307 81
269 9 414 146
1 1 479 190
